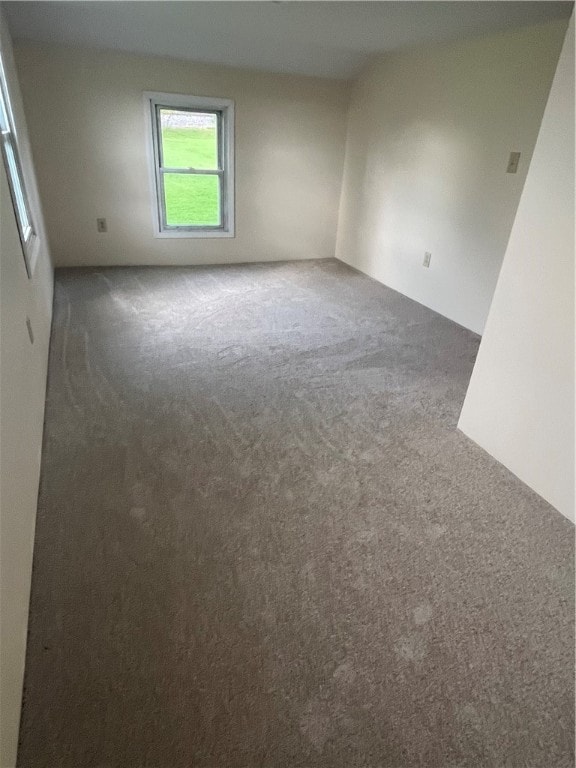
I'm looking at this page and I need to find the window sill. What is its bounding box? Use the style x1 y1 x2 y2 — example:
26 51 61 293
154 228 235 239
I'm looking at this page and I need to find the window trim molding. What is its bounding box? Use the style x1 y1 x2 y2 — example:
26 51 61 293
143 91 235 239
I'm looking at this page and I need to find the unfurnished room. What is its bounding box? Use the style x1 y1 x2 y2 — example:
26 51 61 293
0 1 574 766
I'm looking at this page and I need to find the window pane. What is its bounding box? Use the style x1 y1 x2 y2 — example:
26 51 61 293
4 140 31 235
159 109 218 170
0 87 9 132
163 173 221 227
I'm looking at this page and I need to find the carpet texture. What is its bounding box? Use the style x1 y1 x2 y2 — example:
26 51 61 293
19 259 574 767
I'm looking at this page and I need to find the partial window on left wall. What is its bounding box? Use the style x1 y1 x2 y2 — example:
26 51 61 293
0 51 35 277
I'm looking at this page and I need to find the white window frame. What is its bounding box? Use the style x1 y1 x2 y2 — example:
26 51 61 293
0 50 37 277
144 91 235 238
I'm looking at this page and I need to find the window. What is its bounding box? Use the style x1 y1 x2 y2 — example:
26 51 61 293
145 92 234 238
0 51 36 276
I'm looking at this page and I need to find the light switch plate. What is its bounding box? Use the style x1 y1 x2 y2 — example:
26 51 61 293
507 152 521 174
26 316 34 344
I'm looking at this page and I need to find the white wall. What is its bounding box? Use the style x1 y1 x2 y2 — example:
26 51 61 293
335 20 568 334
12 41 350 268
459 16 574 522
0 13 53 768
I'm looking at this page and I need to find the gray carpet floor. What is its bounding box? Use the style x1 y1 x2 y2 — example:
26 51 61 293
19 259 574 767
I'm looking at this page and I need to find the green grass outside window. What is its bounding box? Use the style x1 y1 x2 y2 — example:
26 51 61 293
160 127 221 227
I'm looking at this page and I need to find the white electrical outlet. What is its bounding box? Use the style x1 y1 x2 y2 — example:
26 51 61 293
423 252 432 268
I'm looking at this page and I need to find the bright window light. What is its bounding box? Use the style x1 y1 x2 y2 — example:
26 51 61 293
0 51 35 276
